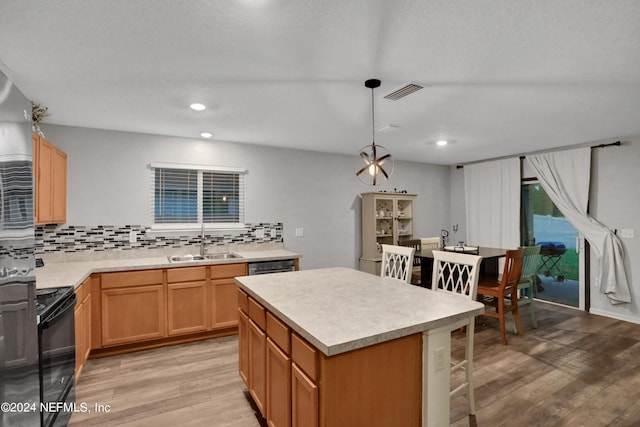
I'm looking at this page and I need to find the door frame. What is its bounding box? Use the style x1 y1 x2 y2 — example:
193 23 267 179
521 178 588 311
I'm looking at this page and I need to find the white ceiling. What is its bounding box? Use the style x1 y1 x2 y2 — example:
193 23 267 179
1 0 640 165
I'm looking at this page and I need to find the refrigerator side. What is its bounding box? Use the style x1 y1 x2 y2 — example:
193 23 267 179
0 68 40 427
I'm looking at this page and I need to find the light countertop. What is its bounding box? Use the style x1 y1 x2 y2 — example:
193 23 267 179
235 267 484 356
36 248 300 289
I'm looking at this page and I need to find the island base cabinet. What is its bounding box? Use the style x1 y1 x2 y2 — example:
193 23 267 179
249 319 267 416
238 309 250 387
267 338 291 427
318 333 422 427
291 363 318 427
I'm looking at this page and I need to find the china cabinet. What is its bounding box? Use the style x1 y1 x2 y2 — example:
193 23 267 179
359 192 416 275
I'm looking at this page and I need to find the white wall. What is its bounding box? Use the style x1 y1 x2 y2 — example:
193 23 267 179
42 124 452 270
449 166 467 244
589 138 640 322
449 139 640 323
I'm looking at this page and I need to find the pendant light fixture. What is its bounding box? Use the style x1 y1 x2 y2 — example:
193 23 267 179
354 79 393 185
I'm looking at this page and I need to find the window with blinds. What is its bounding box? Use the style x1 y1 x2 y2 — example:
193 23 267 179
151 164 245 227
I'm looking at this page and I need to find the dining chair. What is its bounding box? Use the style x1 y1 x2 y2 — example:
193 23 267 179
430 250 483 418
514 245 541 333
476 248 525 345
399 239 422 285
380 244 415 284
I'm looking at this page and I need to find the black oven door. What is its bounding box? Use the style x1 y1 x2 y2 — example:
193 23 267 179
39 292 76 427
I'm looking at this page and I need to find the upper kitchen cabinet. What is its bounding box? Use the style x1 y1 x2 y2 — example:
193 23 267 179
360 192 416 275
32 133 67 225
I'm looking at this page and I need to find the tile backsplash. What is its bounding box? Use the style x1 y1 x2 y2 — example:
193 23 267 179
35 223 283 254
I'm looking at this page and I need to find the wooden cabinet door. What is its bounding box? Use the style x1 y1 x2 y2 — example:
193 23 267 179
32 133 40 220
267 338 291 427
101 285 166 346
167 281 208 336
238 309 250 387
249 319 267 416
51 146 67 223
291 363 318 427
212 280 238 329
35 136 53 224
74 297 84 376
33 134 67 224
82 293 92 362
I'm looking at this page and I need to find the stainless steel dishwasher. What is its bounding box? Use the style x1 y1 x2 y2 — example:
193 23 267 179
247 259 296 275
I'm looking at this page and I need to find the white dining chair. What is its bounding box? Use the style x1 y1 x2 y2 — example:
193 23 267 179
380 244 415 284
430 250 483 418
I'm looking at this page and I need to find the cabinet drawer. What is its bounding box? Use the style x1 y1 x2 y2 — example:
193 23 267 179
211 263 247 279
267 312 290 354
167 266 206 283
248 297 266 331
291 333 318 382
101 270 163 289
237 288 249 313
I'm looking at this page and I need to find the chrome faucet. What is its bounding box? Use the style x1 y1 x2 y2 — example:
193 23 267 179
200 222 206 256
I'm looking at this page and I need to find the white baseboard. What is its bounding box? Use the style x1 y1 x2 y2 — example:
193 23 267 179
589 308 640 325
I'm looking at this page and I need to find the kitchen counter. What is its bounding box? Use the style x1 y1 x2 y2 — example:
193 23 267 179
235 267 485 426
235 267 484 356
36 248 301 289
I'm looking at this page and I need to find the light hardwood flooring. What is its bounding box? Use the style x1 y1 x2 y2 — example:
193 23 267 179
71 302 640 426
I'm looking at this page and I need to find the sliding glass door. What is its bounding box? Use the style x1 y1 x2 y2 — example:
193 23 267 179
521 181 584 308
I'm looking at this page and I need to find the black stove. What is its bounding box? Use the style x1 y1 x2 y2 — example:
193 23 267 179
36 286 74 319
36 286 76 427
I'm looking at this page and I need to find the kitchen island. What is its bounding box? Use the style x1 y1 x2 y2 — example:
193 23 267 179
235 267 485 427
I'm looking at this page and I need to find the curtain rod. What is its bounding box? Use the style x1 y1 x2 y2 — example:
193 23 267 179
455 140 621 169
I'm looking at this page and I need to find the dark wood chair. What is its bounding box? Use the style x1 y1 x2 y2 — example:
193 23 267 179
400 239 422 285
476 248 525 345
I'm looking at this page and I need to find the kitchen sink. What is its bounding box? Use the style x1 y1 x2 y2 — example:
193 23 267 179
168 253 240 263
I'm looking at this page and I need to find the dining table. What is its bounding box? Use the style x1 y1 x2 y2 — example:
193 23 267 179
415 246 508 287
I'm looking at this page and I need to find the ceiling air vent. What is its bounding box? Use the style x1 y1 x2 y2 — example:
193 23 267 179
383 83 424 101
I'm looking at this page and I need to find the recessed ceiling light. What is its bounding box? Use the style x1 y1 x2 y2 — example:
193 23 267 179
190 103 206 111
436 140 448 146
200 132 213 138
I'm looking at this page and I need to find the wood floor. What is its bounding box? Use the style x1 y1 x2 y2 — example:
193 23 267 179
71 302 640 426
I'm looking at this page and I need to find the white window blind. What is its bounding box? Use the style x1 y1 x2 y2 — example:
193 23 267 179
150 163 245 227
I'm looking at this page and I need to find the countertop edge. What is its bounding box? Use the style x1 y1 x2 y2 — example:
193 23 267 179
36 250 301 290
235 276 484 357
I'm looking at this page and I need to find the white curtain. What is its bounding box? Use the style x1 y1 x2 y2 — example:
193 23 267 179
464 158 521 249
527 147 630 305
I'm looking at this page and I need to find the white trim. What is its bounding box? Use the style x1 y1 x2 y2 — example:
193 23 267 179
147 223 248 237
590 308 640 325
149 162 246 174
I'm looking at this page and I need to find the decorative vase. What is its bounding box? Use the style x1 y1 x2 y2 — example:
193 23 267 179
32 124 45 137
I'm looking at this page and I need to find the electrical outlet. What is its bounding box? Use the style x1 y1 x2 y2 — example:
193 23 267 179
620 228 635 238
129 230 137 243
295 227 304 237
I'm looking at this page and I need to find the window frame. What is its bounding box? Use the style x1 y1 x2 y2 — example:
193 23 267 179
149 162 246 231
